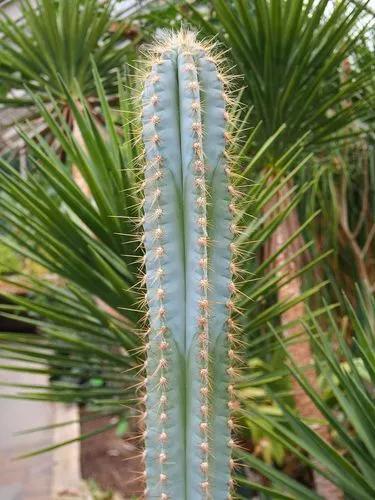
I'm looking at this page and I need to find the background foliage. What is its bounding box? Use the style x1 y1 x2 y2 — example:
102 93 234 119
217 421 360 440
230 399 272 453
0 0 374 498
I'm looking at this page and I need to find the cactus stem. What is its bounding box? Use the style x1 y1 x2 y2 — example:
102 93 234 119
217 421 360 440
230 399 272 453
140 30 238 499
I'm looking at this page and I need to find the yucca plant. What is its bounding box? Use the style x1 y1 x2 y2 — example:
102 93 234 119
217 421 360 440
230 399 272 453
0 0 135 103
0 66 142 407
0 0 137 156
239 289 375 499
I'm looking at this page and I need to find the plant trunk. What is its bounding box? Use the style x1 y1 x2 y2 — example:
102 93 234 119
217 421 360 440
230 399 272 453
265 177 342 499
71 117 92 198
61 104 92 198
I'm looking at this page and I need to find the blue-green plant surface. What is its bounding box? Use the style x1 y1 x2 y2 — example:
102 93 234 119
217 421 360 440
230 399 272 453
140 30 234 500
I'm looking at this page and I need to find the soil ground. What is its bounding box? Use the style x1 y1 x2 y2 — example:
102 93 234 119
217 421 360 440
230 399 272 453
80 411 144 498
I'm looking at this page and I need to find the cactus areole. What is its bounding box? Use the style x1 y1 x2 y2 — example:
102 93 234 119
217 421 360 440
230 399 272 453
140 31 235 499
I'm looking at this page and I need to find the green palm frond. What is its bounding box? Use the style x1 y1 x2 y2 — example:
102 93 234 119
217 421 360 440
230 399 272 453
0 0 135 103
0 68 142 416
240 290 375 498
0 0 138 155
